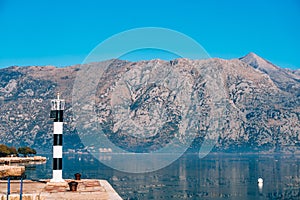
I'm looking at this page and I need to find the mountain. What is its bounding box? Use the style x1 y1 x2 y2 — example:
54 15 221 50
0 54 299 153
240 52 300 96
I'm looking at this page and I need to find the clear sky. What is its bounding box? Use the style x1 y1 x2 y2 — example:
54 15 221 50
0 0 299 69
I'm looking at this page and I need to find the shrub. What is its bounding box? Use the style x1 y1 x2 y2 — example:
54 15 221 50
17 146 37 157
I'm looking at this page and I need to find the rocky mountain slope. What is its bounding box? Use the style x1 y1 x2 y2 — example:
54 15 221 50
240 52 300 96
0 53 299 153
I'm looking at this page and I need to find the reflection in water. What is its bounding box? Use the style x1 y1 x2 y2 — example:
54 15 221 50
25 153 300 199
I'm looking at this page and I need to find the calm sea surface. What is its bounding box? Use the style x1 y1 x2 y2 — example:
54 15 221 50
24 153 300 199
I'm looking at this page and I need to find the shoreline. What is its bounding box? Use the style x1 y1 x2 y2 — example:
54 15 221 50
0 156 47 164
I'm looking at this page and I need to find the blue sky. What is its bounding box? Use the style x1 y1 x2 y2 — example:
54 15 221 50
0 0 299 69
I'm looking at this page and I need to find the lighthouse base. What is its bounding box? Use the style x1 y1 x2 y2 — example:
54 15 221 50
50 170 65 183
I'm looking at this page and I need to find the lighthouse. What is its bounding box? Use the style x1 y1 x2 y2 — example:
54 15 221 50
50 92 65 182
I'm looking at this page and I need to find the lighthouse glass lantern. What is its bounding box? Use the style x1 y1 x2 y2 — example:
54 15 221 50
50 93 65 121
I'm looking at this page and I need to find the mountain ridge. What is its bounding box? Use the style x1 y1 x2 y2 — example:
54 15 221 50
240 52 300 96
0 53 299 153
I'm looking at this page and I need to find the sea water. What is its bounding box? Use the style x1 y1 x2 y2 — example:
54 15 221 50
24 153 300 199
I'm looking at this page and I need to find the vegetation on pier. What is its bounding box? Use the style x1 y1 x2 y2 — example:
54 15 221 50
0 144 36 157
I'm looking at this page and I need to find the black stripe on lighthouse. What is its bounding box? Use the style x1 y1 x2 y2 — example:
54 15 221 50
53 134 63 146
54 110 64 122
53 158 62 170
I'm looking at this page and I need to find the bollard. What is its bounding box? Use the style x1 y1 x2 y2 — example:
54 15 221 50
68 181 78 192
74 173 81 180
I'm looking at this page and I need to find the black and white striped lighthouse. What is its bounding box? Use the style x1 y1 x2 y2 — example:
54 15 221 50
50 92 65 182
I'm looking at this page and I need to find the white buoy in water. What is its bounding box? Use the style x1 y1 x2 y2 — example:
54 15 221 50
258 177 263 192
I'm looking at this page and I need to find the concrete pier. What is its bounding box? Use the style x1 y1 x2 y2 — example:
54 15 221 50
0 166 25 178
0 179 122 200
0 156 47 164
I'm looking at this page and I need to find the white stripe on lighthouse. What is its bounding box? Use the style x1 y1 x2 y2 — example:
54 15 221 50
53 146 62 158
52 170 63 182
54 122 63 134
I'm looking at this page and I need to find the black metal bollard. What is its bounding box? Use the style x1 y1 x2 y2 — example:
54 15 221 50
68 181 78 192
74 173 81 180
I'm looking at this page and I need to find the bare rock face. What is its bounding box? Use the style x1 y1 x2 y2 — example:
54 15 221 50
0 53 299 153
0 65 80 151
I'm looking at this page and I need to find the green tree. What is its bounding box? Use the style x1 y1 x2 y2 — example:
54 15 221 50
9 147 17 155
0 144 10 157
17 146 37 157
